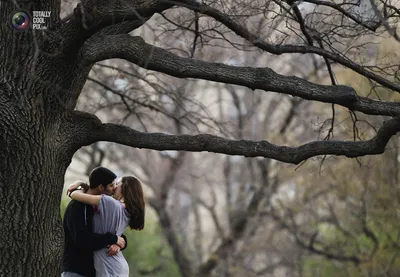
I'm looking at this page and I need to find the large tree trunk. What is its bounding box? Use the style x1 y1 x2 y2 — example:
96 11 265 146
0 78 86 276
0 133 68 276
0 4 90 274
0 88 84 276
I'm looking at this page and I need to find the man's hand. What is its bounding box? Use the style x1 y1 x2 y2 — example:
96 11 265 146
107 244 121 256
116 236 126 249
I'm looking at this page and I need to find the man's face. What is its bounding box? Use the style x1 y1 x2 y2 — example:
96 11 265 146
101 180 116 196
113 177 123 200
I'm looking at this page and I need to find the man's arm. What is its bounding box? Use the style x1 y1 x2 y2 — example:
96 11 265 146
66 202 123 251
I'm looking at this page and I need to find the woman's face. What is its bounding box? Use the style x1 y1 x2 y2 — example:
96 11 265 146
113 178 123 200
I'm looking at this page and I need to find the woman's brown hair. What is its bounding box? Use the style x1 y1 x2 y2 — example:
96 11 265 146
121 176 145 230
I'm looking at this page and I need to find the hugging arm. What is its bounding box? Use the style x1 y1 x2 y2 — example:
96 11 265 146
70 190 101 206
65 202 118 250
120 233 128 250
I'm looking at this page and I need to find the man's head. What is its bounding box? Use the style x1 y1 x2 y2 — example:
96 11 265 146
89 167 117 196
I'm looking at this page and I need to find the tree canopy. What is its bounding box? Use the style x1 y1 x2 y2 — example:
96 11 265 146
3 0 399 164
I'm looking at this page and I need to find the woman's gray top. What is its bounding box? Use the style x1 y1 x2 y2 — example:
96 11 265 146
93 195 130 277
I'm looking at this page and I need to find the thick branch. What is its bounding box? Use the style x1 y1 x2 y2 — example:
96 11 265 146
69 111 400 165
58 0 172 55
81 34 400 117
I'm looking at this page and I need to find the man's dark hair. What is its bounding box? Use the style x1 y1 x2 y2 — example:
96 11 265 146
89 167 117 189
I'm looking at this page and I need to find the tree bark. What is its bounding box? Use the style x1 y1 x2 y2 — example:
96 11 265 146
0 81 78 275
0 129 68 276
0 5 89 274
0 85 89 276
0 80 85 274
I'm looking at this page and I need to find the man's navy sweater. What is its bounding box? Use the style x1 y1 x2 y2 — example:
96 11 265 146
62 200 117 277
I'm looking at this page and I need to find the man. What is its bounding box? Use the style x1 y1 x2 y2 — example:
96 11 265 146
62 167 127 277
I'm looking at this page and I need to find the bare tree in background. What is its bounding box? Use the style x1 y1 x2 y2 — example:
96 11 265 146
1 0 400 275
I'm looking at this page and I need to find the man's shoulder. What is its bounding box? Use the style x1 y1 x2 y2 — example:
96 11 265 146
65 200 92 212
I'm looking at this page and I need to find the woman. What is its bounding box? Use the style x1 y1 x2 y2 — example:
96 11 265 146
68 176 145 277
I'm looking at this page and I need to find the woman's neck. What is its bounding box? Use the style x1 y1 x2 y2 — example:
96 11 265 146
120 198 126 208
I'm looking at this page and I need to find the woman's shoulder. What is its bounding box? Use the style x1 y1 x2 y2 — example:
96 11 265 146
101 194 115 200
100 195 123 208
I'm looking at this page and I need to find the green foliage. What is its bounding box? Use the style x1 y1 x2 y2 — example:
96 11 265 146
302 257 348 276
123 210 181 277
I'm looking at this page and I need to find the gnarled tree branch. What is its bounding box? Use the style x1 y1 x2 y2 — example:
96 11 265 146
81 34 400 117
66 111 400 165
57 0 172 56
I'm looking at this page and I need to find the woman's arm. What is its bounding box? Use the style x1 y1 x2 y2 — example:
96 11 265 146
70 190 101 206
65 180 89 196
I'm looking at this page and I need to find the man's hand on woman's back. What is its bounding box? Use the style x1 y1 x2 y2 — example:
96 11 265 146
106 236 125 256
107 245 121 256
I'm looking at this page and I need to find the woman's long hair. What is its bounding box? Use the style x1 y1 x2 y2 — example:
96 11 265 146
121 176 145 230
